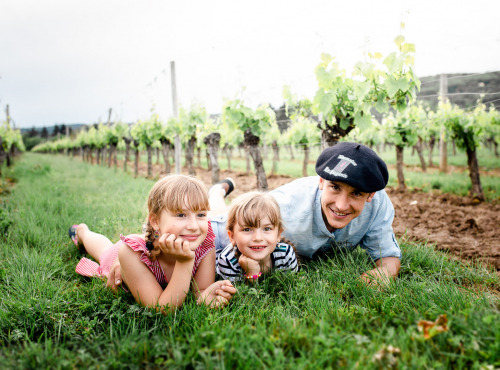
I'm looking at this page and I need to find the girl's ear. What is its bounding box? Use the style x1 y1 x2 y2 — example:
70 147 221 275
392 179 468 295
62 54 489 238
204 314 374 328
277 228 284 243
227 230 236 245
149 214 159 230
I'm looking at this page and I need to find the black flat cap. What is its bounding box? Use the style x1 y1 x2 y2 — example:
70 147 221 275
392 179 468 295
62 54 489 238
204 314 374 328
315 142 388 193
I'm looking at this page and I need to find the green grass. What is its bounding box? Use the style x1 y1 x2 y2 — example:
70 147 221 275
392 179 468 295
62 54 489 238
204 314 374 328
0 153 499 368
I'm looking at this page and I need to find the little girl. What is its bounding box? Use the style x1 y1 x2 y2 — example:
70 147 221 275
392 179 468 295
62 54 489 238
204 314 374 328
69 174 236 313
216 192 299 282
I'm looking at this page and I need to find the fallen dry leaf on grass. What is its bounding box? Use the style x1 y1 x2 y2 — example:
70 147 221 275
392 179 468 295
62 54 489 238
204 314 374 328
417 314 449 339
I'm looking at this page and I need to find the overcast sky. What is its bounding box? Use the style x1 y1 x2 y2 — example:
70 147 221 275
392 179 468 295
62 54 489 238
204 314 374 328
1 0 499 128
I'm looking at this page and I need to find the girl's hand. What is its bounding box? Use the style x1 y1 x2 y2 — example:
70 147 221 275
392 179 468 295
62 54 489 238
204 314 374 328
106 258 122 292
157 233 197 262
197 280 237 308
238 254 260 276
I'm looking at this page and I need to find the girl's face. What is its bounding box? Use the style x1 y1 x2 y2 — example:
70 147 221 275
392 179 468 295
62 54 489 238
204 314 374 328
151 206 209 247
228 216 281 262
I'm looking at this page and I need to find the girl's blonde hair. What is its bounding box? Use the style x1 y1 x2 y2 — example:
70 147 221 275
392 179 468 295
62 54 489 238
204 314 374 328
226 191 283 233
145 174 209 260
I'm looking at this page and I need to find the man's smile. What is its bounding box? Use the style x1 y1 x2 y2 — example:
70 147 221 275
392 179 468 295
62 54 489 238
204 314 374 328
331 209 350 217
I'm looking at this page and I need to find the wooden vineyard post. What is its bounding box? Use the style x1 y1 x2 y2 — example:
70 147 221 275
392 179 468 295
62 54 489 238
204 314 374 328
439 74 448 173
171 61 181 174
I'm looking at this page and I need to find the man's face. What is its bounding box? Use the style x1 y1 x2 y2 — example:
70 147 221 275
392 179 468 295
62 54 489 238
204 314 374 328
318 178 375 232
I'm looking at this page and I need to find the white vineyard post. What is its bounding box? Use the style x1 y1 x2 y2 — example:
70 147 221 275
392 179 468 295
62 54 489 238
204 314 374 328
439 73 448 173
171 61 181 174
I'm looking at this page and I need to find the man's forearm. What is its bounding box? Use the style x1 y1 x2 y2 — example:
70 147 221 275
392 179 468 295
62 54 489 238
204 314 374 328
375 257 401 279
361 257 401 285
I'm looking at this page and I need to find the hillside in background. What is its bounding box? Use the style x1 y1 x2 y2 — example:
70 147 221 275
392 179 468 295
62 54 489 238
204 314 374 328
20 123 86 135
417 71 500 109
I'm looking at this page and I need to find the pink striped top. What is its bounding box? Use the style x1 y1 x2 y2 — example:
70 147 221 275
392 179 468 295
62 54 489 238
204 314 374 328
75 221 216 287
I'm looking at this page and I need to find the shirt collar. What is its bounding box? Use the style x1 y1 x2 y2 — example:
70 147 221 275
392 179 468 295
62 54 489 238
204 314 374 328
314 186 334 236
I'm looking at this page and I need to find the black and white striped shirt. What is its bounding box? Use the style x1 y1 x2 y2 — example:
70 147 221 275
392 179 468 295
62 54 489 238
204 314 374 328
216 242 299 282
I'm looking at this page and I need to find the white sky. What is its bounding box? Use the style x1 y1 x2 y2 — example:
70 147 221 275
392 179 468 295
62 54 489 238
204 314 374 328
1 0 499 128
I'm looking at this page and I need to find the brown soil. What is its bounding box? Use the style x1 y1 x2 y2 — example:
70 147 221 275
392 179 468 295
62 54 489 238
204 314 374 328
127 160 500 271
387 188 500 270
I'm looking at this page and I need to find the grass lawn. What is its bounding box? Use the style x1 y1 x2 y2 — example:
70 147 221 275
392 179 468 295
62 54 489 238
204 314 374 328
0 153 498 368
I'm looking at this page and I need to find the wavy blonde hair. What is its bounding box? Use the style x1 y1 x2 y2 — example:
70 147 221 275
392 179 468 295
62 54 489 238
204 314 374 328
226 191 283 234
144 174 209 260
226 192 299 263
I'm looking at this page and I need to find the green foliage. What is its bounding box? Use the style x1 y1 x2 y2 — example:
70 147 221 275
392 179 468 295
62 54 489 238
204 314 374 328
222 99 276 138
482 106 500 144
313 36 420 132
130 114 163 149
282 88 320 146
85 126 101 149
382 105 422 148
0 123 25 152
262 122 283 145
196 116 218 148
178 104 208 141
348 120 383 147
75 128 90 148
434 101 484 153
219 118 243 148
282 86 314 119
22 135 44 152
285 116 321 146
104 121 129 146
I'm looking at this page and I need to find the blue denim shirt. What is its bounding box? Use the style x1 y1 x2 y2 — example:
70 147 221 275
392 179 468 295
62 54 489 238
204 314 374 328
211 176 401 261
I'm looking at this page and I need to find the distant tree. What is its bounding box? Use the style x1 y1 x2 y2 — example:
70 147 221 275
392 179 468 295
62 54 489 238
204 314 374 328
28 126 38 137
52 125 59 137
41 127 48 139
22 135 43 151
60 124 67 136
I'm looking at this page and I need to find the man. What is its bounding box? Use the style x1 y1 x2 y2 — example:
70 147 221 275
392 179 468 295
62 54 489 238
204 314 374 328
210 142 401 285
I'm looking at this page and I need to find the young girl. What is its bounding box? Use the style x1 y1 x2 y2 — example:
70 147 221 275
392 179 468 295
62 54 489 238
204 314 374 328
216 192 299 282
69 174 236 313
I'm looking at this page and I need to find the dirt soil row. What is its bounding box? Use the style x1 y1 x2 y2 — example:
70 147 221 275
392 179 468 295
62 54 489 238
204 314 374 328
131 160 500 271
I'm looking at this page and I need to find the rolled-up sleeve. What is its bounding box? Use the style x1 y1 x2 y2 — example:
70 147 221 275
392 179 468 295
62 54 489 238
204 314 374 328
360 192 402 261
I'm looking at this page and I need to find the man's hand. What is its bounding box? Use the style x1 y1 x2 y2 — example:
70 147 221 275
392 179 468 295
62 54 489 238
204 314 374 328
197 280 237 308
360 257 401 287
106 258 122 292
238 254 261 276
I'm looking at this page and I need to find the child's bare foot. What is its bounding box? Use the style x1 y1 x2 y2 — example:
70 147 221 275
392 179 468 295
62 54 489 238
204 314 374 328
69 223 87 250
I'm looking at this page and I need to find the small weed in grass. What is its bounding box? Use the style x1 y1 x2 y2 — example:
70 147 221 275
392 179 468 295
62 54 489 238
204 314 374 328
431 180 442 190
